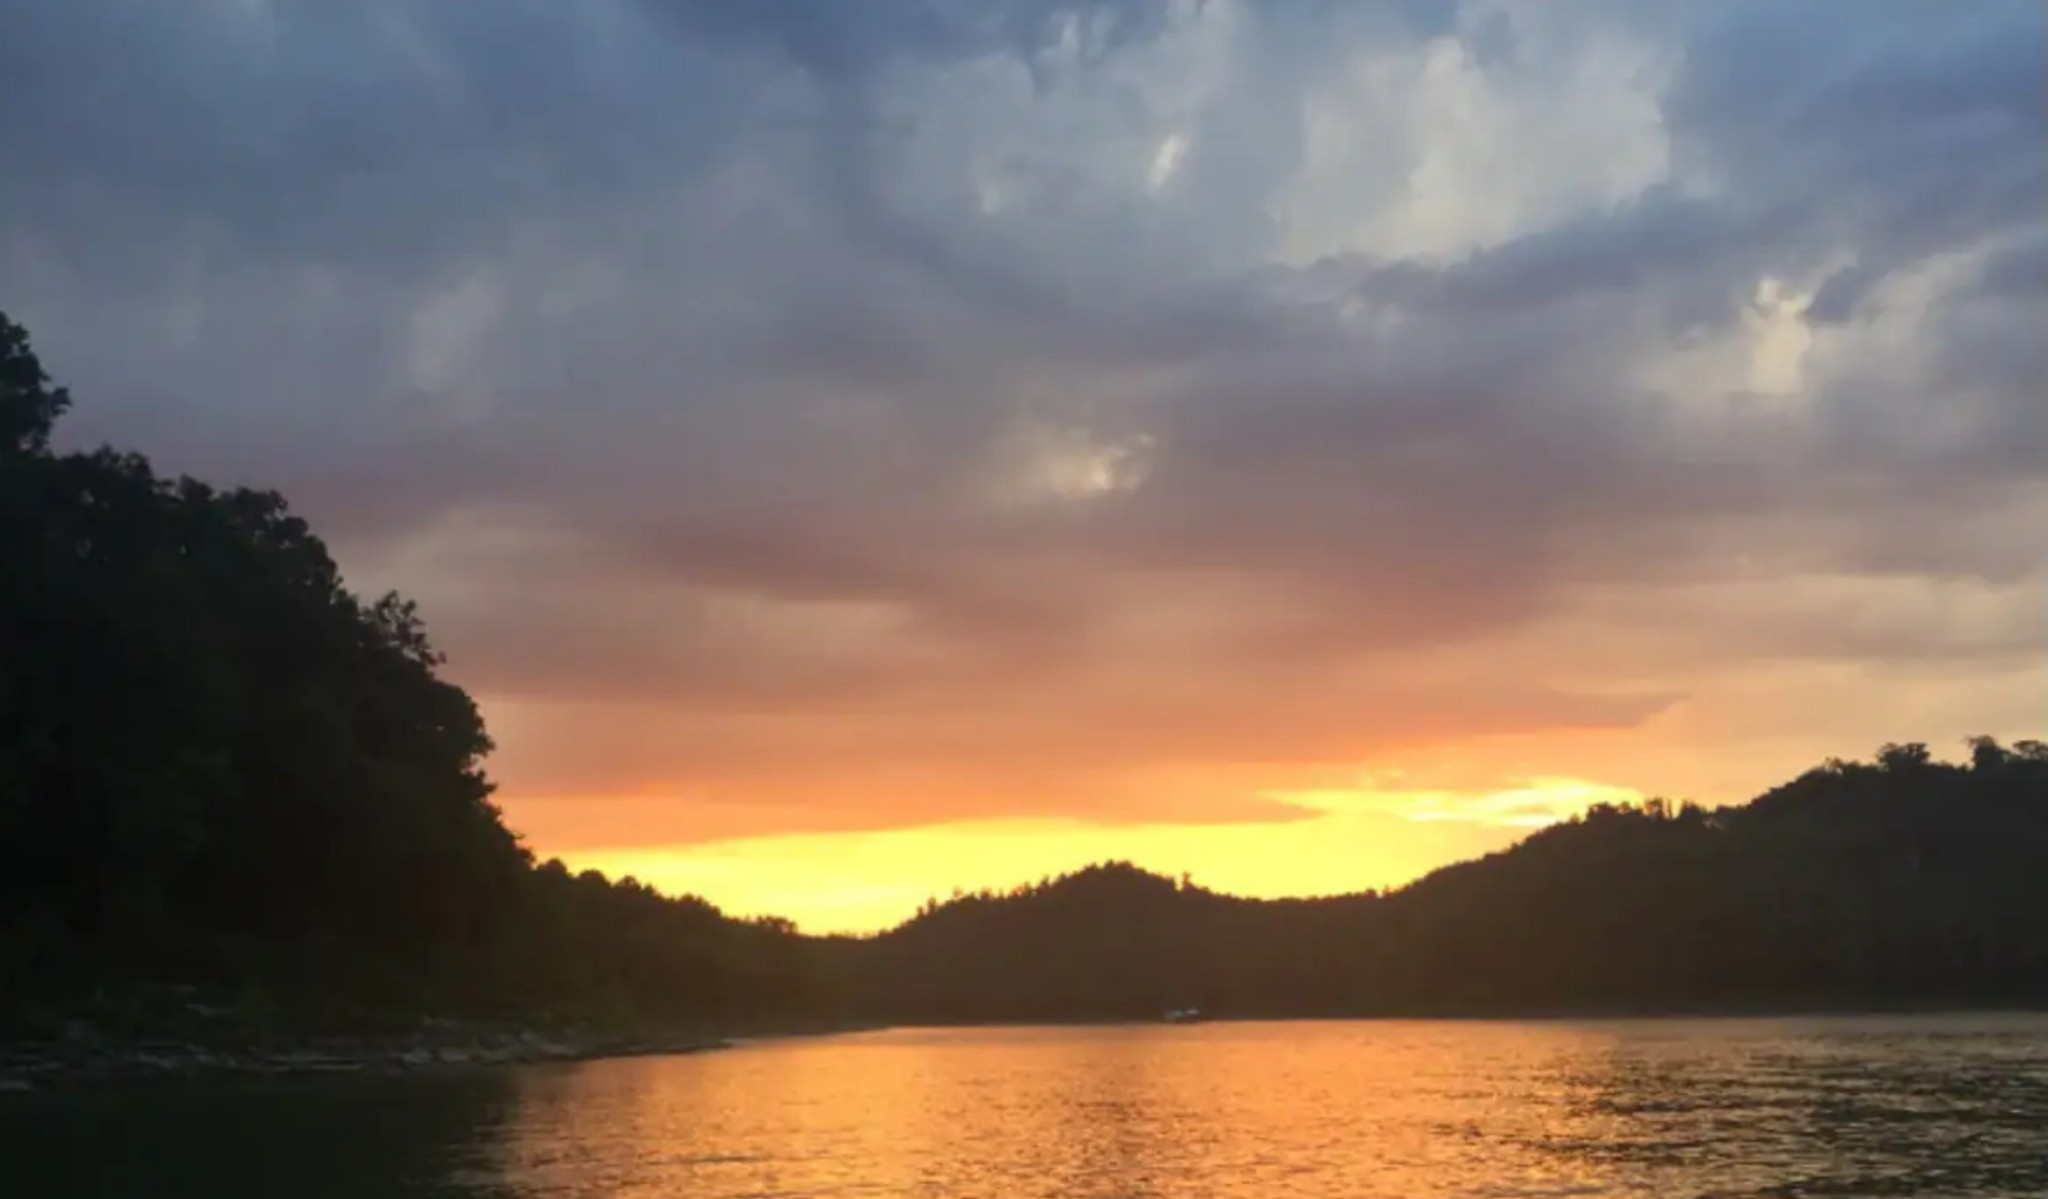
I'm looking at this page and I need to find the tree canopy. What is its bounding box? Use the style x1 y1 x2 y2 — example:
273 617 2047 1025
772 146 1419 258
0 313 823 1031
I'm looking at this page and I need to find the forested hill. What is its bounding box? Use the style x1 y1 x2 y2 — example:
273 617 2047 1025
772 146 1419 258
844 742 2048 1021
4 309 2045 1038
0 312 826 1035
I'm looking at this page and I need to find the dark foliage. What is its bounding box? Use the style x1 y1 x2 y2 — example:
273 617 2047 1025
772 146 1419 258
0 313 823 1028
845 743 2048 1020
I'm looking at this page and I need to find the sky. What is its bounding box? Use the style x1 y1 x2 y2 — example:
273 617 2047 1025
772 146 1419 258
3 0 2044 932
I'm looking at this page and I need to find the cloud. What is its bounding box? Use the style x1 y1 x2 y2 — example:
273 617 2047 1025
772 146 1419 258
2 0 2042 844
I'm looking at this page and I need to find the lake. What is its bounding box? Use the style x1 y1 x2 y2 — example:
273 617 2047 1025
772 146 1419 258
3 1014 2045 1197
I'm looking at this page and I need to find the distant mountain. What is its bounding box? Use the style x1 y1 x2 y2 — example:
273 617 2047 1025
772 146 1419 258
839 742 2048 1020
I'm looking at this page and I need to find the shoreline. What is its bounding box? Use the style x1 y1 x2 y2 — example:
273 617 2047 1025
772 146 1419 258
13 1003 2045 1093
855 999 2048 1029
0 1003 901 1094
0 1025 739 1093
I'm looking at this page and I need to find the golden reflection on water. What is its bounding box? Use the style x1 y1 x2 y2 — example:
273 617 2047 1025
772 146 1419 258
480 1015 2048 1199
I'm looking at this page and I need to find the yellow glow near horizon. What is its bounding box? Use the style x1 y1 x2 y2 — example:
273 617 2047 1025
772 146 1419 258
1266 775 1647 827
552 777 1640 934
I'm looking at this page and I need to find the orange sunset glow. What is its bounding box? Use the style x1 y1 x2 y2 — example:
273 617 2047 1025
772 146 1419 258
457 574 2043 931
553 778 1624 933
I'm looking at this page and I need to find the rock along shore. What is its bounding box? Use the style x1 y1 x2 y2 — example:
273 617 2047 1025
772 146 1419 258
0 1020 730 1092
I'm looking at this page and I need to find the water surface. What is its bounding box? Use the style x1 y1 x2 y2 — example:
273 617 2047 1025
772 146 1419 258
4 1014 2045 1197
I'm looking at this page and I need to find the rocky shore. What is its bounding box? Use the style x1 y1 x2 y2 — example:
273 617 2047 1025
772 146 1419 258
0 1014 730 1092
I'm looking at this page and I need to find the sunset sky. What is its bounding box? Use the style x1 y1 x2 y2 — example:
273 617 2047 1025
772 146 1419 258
4 1 2043 932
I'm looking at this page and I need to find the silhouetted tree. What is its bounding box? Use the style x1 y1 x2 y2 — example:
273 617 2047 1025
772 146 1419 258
0 315 69 454
0 312 826 1029
1878 741 1934 772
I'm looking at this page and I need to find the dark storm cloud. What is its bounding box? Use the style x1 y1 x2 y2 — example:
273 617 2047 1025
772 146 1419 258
2 0 2042 832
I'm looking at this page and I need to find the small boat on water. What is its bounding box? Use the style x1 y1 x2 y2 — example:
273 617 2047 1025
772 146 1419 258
1161 1008 1205 1024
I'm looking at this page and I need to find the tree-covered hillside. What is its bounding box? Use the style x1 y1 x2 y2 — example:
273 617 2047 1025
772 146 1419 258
0 312 824 1033
846 743 2048 1020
